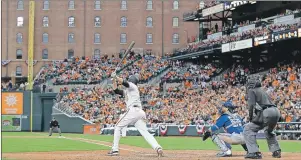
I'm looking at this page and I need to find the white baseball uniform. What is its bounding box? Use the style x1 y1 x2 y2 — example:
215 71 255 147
111 82 162 152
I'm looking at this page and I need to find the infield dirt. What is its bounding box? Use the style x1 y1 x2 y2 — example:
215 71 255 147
3 136 301 160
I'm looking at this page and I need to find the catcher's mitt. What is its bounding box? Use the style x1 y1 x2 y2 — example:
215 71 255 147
202 131 212 141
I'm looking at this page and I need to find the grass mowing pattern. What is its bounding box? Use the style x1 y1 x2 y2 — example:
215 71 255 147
2 132 301 153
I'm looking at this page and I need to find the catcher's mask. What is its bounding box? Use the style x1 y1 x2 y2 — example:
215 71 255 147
128 73 139 85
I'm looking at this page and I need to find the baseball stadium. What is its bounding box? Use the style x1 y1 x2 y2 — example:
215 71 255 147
1 0 301 160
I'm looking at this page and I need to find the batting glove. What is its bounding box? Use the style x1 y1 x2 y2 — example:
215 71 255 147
111 72 117 78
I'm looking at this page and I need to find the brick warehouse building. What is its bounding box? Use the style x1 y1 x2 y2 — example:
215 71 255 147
1 0 200 78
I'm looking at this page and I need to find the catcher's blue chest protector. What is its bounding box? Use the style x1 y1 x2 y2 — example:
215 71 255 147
211 114 244 134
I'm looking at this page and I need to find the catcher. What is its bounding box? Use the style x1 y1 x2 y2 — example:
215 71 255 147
202 104 248 157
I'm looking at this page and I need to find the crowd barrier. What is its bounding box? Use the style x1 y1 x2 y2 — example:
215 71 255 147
100 123 301 139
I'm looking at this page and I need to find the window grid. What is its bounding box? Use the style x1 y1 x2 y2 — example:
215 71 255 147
121 17 127 27
16 66 22 76
17 17 24 27
68 0 75 10
16 49 23 59
95 0 101 10
172 33 179 44
68 33 75 43
17 0 24 10
121 0 127 10
42 49 48 59
173 0 179 10
68 49 74 59
43 33 49 43
94 16 101 27
120 33 127 43
146 0 152 10
43 16 49 27
172 17 179 27
68 16 75 27
94 49 101 59
146 17 153 27
16 33 23 44
94 33 101 44
43 0 50 10
146 33 153 44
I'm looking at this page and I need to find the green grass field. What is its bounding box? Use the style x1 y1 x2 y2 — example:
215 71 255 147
2 132 301 153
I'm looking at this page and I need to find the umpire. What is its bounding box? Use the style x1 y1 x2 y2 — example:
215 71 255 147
243 76 281 159
49 117 62 137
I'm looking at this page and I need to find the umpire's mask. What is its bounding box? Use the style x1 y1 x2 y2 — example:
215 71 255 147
245 75 261 100
128 73 139 85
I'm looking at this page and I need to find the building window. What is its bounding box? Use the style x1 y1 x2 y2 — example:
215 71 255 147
95 0 101 10
16 33 23 44
120 33 127 43
68 0 75 10
94 49 101 59
173 0 179 10
94 16 101 27
146 17 153 27
68 16 75 27
17 17 24 27
172 33 179 44
146 0 152 10
172 17 179 27
16 49 23 59
121 0 127 10
43 0 50 10
42 49 48 59
68 33 75 43
68 49 74 59
121 16 127 27
43 16 49 27
16 66 22 76
94 33 101 44
43 33 49 43
17 0 24 10
146 33 153 44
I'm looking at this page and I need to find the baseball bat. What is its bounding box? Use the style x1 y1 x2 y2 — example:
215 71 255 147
114 41 135 73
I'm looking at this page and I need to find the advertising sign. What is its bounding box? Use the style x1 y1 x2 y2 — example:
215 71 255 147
202 3 224 17
83 124 101 135
229 38 253 51
272 30 298 42
298 28 301 38
254 34 272 46
1 92 23 115
2 115 22 131
222 43 230 53
224 1 255 10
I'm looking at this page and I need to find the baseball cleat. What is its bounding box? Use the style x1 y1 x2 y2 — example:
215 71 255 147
216 150 232 157
156 147 164 157
107 150 119 156
245 152 262 159
272 150 281 158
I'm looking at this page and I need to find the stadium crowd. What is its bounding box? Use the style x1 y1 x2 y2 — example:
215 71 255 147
55 61 301 129
172 13 301 57
35 53 142 86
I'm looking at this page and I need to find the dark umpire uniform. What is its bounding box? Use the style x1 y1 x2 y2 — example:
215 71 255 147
49 117 62 136
243 76 281 159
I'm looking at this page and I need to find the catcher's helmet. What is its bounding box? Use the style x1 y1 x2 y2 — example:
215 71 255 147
128 73 139 85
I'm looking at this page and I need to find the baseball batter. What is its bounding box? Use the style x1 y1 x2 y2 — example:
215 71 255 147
107 72 163 157
202 104 248 157
243 76 281 159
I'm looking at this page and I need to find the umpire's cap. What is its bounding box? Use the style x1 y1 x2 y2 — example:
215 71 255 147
128 73 139 85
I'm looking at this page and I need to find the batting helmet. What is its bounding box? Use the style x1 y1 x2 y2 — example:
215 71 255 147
128 73 139 85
